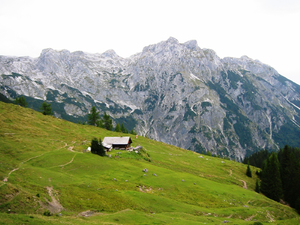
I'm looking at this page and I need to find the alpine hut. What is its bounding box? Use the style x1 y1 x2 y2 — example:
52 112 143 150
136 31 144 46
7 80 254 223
102 136 132 150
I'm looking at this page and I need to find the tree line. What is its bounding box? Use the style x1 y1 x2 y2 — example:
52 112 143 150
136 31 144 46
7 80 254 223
244 146 300 213
15 96 53 115
14 96 136 134
86 106 137 134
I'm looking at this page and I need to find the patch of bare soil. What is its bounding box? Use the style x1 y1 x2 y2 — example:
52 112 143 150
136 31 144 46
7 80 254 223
39 186 64 214
266 210 275 222
68 146 75 152
78 210 98 217
239 180 247 189
137 185 153 193
245 214 257 221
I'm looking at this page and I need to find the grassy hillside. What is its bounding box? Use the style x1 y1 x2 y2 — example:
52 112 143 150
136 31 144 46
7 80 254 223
0 102 299 224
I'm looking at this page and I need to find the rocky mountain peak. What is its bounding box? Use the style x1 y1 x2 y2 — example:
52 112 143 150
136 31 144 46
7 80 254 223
166 36 179 44
1 38 300 161
184 39 199 51
101 49 120 59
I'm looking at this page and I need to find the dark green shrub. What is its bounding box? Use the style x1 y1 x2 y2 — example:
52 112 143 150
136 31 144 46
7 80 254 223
43 210 51 216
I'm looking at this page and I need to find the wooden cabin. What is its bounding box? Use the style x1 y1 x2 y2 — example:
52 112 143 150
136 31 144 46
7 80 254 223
102 136 132 150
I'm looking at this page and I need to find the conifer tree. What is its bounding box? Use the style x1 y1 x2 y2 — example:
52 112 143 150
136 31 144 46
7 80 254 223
246 161 252 177
279 145 293 204
87 106 100 126
91 138 99 154
97 138 106 156
15 96 28 107
121 123 126 133
281 150 300 208
40 102 53 115
255 179 260 193
103 112 113 130
130 129 137 135
90 138 106 156
261 153 283 202
115 123 121 132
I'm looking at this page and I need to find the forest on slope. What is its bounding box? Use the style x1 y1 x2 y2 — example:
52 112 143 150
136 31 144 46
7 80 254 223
244 146 300 213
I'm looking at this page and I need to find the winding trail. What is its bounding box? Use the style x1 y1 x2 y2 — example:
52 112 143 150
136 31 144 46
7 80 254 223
58 154 77 168
1 153 46 185
1 142 74 186
228 169 247 189
240 180 247 189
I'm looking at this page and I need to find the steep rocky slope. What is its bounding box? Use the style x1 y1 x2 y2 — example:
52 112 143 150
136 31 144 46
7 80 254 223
1 37 300 160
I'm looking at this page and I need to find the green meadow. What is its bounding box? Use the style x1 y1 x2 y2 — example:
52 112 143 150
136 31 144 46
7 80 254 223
0 101 299 224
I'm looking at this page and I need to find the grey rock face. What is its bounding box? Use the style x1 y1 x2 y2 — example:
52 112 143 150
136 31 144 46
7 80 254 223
1 37 300 161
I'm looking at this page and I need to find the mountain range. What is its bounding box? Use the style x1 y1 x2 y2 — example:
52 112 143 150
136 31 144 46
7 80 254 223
1 37 300 160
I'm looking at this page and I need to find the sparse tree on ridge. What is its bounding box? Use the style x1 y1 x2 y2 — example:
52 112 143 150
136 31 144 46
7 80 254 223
121 123 126 133
87 106 100 126
115 123 121 132
40 102 53 115
103 112 113 130
15 96 28 107
130 129 137 135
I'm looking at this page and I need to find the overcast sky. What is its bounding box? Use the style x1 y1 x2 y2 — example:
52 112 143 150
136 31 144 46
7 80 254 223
1 0 299 84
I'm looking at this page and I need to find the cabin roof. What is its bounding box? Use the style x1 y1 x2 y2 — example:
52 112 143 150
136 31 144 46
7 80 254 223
103 136 132 145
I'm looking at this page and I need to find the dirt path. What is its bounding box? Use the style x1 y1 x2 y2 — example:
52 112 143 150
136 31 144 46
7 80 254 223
240 180 247 189
1 142 73 185
68 146 75 152
59 154 77 167
39 186 64 214
2 153 45 184
227 170 247 189
2 143 78 183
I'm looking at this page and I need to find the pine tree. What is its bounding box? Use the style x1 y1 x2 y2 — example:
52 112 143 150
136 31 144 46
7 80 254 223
91 138 99 154
15 96 28 107
279 145 293 205
115 123 121 132
255 179 260 193
246 161 252 177
87 106 100 126
96 119 104 128
120 123 126 133
98 138 106 156
40 102 53 115
103 112 113 130
261 153 283 202
130 129 137 135
90 138 106 156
